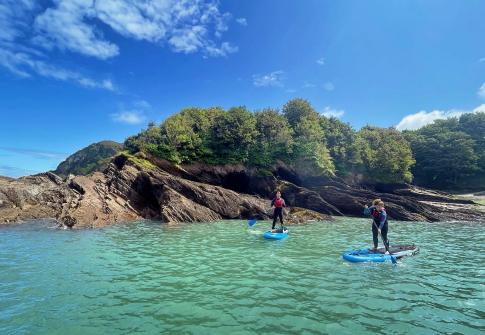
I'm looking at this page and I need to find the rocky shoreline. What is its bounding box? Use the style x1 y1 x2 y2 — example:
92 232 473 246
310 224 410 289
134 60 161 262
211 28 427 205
0 154 483 228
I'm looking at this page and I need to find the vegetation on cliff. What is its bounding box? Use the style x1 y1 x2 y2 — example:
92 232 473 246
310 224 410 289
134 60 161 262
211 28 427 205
55 141 122 176
124 99 416 184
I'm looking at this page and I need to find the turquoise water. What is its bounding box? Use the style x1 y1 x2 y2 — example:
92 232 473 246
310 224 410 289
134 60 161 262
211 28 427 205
1 219 484 335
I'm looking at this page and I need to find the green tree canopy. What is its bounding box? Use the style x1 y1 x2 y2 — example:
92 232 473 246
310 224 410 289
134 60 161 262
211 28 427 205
320 116 360 176
282 98 320 127
356 126 415 183
251 108 294 166
210 106 258 164
404 112 484 189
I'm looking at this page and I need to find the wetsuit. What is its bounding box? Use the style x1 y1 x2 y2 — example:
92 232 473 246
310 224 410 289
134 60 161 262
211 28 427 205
364 206 389 251
271 197 286 229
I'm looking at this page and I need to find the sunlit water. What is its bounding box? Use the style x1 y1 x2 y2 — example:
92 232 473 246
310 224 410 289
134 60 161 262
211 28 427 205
1 219 484 335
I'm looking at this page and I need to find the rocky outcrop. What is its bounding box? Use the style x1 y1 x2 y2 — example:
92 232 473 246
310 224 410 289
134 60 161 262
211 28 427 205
0 155 483 228
151 158 485 223
0 156 274 228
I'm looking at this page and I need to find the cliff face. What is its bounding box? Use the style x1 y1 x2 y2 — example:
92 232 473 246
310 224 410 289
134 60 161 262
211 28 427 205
0 154 483 228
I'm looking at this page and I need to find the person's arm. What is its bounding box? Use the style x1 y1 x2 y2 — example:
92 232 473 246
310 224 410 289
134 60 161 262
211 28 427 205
282 199 286 207
271 198 275 207
379 210 387 230
363 205 375 216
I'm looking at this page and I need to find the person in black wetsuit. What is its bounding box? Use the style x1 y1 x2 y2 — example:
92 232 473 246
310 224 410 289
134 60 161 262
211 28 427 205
271 191 286 230
364 199 390 254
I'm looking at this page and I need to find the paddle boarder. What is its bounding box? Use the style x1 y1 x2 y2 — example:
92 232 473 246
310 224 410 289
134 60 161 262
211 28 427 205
364 199 391 254
271 191 286 231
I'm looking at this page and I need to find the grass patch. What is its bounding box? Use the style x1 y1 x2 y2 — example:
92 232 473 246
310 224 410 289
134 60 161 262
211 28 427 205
475 199 485 205
119 151 157 170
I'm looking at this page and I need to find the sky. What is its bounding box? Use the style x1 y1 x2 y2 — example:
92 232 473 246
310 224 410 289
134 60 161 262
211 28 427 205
1 0 485 177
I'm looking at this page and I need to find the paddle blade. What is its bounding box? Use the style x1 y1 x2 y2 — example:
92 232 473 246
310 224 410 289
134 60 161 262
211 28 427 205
390 255 397 264
248 219 257 227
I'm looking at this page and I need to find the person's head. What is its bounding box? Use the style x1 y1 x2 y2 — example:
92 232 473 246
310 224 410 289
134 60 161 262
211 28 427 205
372 198 381 206
376 200 385 211
275 191 281 198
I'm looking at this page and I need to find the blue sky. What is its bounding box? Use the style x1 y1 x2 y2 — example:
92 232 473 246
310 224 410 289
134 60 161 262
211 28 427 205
1 0 485 177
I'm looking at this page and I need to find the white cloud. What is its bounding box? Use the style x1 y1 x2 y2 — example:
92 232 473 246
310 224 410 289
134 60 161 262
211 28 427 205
302 81 316 88
236 18 247 26
0 48 116 90
32 0 235 59
395 106 485 131
111 111 146 125
474 104 485 113
0 0 237 89
111 99 152 125
0 146 67 159
253 70 285 87
204 41 238 57
33 1 120 59
321 106 344 118
316 57 325 65
478 83 485 99
323 82 334 91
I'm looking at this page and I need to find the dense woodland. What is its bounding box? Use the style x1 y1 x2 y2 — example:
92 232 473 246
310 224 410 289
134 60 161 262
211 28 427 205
124 99 485 190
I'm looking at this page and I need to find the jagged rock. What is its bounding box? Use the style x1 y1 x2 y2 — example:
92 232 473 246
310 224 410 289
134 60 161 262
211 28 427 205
286 207 333 224
0 154 484 228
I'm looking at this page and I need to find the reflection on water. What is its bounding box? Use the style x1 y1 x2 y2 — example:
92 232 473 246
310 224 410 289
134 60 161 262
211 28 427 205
0 219 484 335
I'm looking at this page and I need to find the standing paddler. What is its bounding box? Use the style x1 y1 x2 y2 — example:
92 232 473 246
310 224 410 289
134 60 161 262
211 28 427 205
364 199 391 254
271 190 286 231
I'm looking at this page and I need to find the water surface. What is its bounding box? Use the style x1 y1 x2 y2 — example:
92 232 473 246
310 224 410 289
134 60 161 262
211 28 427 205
1 219 484 334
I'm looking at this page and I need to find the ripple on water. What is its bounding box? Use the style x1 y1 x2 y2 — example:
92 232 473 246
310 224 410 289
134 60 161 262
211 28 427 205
1 219 484 335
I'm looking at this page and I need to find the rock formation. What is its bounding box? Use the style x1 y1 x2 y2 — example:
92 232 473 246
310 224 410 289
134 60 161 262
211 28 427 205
0 154 483 228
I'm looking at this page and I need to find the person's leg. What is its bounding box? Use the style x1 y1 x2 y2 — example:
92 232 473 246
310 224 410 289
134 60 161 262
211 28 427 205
279 209 284 226
381 223 389 252
272 209 277 229
372 223 378 249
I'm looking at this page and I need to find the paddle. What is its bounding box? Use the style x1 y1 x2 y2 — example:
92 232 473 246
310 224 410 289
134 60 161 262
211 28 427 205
372 221 397 264
248 219 257 227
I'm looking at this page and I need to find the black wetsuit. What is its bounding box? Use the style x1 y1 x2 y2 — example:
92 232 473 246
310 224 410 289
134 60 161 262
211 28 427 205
365 206 390 251
271 197 286 229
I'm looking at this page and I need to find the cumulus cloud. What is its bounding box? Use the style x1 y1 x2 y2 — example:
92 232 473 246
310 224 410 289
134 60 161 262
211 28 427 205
111 111 146 125
0 0 237 89
321 106 344 118
111 100 152 125
478 83 485 99
316 57 325 65
0 1 115 90
32 0 236 59
236 18 247 26
395 105 485 131
323 82 334 91
253 71 285 87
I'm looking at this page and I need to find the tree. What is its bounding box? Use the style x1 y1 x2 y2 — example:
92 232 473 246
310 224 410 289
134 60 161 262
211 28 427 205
251 108 294 166
405 129 479 188
356 127 415 183
292 116 335 177
210 106 258 163
282 98 320 128
320 116 360 176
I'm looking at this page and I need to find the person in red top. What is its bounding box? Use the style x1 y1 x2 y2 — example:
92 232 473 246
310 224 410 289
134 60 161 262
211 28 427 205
271 191 286 230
